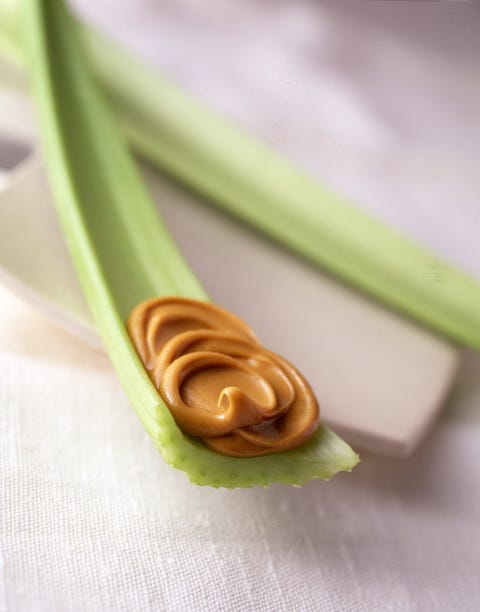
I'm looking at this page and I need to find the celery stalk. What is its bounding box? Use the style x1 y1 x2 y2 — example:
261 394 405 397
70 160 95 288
21 0 358 488
3 1 480 351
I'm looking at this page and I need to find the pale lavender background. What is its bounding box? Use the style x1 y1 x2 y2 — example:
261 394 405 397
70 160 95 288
2 3 480 611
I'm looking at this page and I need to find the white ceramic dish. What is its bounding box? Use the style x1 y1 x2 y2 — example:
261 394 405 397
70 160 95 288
0 90 459 456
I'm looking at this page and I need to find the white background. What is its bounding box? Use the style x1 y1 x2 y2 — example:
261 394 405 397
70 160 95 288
1 1 480 610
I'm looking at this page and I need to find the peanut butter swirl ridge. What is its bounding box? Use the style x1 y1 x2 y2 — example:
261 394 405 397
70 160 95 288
127 297 319 457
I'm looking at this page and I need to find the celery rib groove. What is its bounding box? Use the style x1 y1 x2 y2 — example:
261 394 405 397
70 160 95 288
21 0 358 488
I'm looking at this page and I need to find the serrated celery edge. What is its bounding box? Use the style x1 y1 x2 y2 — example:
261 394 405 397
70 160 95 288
4 2 480 351
21 0 358 488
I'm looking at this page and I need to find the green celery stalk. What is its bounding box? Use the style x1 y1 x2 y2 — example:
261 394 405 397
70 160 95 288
21 0 358 488
3 1 480 351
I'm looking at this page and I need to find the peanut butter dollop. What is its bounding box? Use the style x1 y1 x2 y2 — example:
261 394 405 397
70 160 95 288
127 297 319 457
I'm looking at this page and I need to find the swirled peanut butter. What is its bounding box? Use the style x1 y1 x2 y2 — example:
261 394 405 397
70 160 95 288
127 297 319 457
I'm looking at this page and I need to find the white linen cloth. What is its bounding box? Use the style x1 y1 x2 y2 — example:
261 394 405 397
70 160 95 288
1 1 480 610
